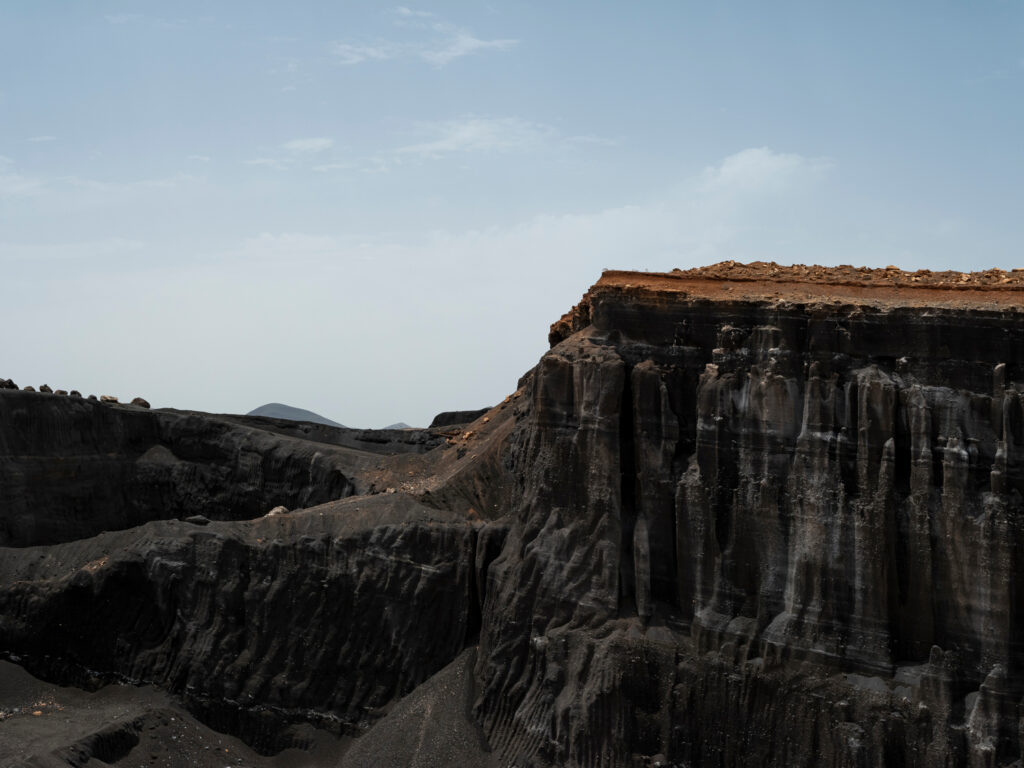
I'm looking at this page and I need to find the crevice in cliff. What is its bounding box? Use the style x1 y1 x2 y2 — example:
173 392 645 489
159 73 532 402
841 379 859 499
464 529 483 646
619 365 639 614
893 413 912 499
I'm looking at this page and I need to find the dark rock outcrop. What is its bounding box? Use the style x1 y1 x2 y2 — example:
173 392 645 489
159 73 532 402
0 394 365 546
5 263 1024 767
430 408 490 428
471 266 1024 767
0 495 482 753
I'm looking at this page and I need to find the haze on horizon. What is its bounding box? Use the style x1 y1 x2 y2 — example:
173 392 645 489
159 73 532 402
3 2 1023 428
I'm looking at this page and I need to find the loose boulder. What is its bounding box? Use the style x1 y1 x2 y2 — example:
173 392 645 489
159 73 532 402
23 386 35 392
39 384 53 394
0 378 17 390
99 395 118 403
130 397 151 409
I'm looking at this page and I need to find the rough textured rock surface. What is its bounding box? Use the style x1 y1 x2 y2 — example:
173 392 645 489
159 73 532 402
429 408 491 428
475 265 1024 768
0 393 359 547
4 262 1024 767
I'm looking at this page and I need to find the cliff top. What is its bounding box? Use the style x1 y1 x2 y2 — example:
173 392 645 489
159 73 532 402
551 261 1024 345
599 261 1024 308
605 261 1024 291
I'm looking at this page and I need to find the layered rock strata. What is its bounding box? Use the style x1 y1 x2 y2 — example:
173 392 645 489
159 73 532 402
3 262 1024 767
475 265 1024 767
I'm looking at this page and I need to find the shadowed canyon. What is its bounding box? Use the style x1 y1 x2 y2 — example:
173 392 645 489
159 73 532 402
3 262 1024 767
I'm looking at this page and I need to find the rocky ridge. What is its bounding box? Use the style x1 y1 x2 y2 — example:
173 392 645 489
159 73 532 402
3 262 1024 767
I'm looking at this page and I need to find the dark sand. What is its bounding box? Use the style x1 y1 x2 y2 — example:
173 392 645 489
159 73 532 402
1 649 495 767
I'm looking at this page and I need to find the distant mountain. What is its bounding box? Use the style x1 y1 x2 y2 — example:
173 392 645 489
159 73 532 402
383 422 412 430
246 403 345 428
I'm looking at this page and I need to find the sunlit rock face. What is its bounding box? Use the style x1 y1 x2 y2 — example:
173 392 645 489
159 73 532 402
3 264 1024 767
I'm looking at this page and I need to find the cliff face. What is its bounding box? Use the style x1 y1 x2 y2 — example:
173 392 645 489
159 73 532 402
475 267 1024 767
3 263 1024 767
0 394 448 547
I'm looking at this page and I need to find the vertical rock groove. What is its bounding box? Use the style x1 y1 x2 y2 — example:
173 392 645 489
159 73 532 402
7 264 1024 766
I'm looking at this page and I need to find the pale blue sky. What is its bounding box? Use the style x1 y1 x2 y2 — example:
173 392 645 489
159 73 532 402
2 2 1023 426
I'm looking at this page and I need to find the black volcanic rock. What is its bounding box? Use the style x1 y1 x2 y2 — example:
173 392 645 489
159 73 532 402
0 394 365 546
5 263 1024 767
470 266 1024 767
247 402 344 428
429 408 490 428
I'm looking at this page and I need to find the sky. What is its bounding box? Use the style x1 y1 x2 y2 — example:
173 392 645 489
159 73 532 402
2 2 1024 427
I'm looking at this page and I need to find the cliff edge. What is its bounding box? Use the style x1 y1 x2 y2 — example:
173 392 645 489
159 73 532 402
3 262 1024 767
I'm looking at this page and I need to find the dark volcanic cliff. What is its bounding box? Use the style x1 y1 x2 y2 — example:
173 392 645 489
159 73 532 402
3 262 1024 767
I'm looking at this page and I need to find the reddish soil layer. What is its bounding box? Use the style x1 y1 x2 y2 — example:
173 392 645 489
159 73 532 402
603 261 1024 302
550 261 1024 345
602 264 1024 303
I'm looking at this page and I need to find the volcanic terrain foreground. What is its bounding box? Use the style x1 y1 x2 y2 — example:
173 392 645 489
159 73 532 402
3 261 1024 767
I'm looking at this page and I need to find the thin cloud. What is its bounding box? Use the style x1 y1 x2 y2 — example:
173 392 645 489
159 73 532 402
60 173 196 192
313 162 354 173
104 13 186 28
332 41 406 65
105 13 143 24
1 160 200 200
244 157 287 169
0 172 44 198
699 147 831 193
27 135 56 143
0 237 144 262
567 134 618 147
0 157 45 198
419 26 517 67
393 7 434 19
283 137 334 154
188 155 211 162
332 12 516 68
245 138 337 170
393 117 590 159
